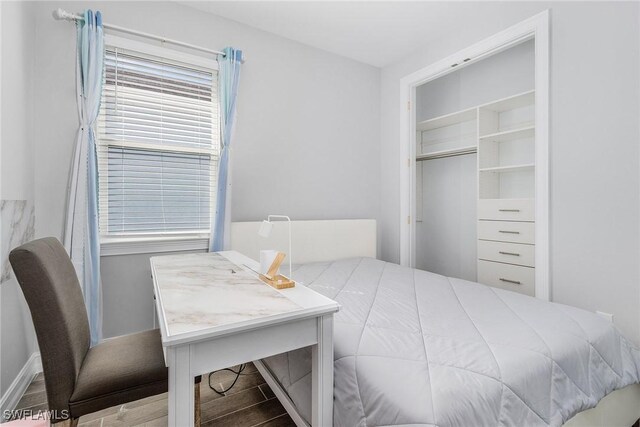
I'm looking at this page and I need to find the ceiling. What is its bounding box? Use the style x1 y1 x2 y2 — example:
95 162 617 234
181 1 538 68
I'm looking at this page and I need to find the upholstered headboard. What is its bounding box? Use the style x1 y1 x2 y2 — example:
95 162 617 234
230 219 377 263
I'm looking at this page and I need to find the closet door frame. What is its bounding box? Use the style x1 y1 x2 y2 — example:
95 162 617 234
399 10 550 300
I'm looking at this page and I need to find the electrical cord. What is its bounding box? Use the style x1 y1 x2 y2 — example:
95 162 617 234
207 363 247 396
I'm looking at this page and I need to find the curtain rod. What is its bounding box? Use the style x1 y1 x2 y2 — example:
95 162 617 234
53 8 228 58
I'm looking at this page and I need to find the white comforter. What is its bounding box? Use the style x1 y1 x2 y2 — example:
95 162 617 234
263 257 640 427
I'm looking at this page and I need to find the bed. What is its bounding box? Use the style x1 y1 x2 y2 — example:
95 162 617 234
230 220 640 427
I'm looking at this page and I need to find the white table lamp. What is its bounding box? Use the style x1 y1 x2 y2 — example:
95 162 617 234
258 215 292 279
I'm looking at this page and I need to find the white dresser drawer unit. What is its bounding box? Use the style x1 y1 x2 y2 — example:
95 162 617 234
477 260 535 296
478 199 535 221
478 240 535 267
477 220 535 244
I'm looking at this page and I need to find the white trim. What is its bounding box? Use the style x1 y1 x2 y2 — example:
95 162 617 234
98 34 221 241
399 10 550 301
0 352 42 420
533 12 550 301
104 34 219 71
100 236 209 256
254 360 310 427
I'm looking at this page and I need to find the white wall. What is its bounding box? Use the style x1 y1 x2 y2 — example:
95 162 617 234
417 154 478 280
381 2 640 344
30 1 380 337
416 39 534 121
0 1 38 398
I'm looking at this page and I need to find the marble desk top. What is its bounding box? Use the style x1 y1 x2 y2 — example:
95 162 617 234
151 252 335 344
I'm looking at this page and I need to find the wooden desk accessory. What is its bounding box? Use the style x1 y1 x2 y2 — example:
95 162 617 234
259 252 295 289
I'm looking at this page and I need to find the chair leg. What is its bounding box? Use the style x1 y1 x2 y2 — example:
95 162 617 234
195 375 202 427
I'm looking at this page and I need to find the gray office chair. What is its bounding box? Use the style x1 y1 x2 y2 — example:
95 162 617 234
9 237 201 426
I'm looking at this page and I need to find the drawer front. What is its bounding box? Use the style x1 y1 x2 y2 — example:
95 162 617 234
478 240 535 267
478 199 534 221
477 260 535 296
478 220 535 244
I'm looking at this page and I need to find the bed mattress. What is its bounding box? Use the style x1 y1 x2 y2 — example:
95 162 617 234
263 257 640 427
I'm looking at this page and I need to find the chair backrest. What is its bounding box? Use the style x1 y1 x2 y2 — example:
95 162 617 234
9 237 90 414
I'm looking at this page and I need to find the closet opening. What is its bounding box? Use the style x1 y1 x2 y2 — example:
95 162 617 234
399 11 549 299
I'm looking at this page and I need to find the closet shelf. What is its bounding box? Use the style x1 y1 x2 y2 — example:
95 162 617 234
416 107 477 131
416 145 477 161
479 126 535 142
479 164 534 173
421 132 477 146
479 89 535 112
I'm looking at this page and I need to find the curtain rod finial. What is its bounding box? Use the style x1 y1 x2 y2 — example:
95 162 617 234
53 8 75 21
52 8 65 20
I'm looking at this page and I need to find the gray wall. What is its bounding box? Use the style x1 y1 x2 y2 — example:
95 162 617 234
100 250 205 338
29 1 381 338
0 2 38 397
380 2 640 345
3 1 639 399
32 0 381 239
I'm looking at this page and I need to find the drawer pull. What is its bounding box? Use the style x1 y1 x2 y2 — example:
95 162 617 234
498 251 520 256
498 230 520 234
499 278 521 285
499 209 520 212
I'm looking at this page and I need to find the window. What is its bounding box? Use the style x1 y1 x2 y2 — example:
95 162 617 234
97 40 219 238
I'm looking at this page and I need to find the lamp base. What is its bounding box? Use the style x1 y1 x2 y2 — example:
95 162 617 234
259 274 295 289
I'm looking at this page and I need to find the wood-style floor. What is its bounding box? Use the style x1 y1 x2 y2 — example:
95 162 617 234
12 363 296 427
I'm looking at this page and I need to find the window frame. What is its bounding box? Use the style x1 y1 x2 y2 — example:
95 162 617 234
98 35 220 256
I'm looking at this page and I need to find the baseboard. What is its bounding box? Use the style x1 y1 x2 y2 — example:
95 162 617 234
0 352 42 421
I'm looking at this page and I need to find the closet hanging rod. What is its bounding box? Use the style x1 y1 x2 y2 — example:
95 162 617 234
52 8 241 61
416 147 477 161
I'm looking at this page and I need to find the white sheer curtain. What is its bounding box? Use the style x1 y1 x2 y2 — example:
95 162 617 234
210 47 243 251
63 10 104 345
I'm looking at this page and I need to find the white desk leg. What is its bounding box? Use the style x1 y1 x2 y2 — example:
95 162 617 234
167 345 194 427
312 315 334 427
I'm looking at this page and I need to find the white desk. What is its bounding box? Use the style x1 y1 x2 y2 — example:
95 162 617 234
150 250 340 427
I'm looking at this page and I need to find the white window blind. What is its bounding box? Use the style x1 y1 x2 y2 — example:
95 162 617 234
97 45 219 236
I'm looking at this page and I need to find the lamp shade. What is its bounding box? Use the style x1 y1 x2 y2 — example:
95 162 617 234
258 220 273 238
